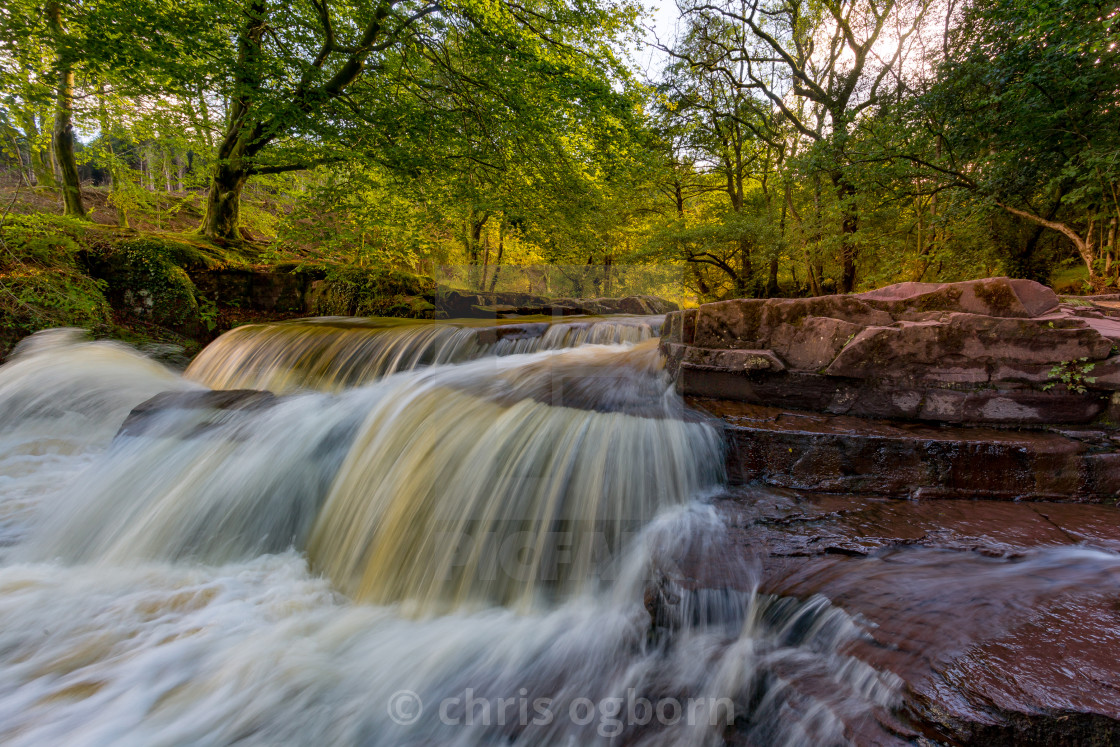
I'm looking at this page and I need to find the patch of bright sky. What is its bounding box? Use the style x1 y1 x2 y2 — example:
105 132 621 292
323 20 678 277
631 0 681 81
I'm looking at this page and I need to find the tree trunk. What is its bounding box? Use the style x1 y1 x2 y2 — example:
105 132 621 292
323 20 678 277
488 221 505 293
831 171 858 292
202 160 250 240
49 1 84 219
997 201 1098 283
198 83 215 149
767 181 788 297
20 115 54 188
200 0 267 241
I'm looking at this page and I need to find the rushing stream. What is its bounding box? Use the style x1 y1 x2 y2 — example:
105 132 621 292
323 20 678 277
7 318 1120 744
6 319 1120 744
0 319 907 746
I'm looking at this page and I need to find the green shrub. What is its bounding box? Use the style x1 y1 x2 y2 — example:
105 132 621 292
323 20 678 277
0 215 112 350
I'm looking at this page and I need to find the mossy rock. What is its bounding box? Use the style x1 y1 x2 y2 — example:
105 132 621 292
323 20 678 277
314 266 436 317
381 295 437 319
98 239 202 332
0 214 114 353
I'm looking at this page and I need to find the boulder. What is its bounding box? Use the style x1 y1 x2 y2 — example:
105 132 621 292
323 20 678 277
692 296 892 349
824 315 1113 379
856 277 1060 318
769 315 864 371
662 308 698 345
118 389 277 439
663 278 1120 426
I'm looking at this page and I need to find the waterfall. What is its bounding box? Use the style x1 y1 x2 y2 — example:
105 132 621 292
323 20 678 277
0 323 904 745
184 316 660 393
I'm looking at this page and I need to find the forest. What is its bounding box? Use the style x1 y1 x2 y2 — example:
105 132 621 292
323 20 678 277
1 0 1118 344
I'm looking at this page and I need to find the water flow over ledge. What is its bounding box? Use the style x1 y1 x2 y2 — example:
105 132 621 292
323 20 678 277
185 315 661 393
0 326 917 745
10 329 719 610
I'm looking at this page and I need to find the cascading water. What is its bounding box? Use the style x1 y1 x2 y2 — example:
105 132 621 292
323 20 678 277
0 320 904 745
185 315 660 393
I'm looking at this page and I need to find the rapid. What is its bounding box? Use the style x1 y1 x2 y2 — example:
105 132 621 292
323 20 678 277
0 318 904 746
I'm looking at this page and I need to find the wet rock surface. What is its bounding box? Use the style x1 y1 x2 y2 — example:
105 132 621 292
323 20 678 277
117 388 278 438
649 488 1120 745
663 278 1120 426
691 398 1120 501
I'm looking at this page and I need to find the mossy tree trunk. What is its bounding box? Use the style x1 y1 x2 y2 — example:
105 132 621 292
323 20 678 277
48 2 84 218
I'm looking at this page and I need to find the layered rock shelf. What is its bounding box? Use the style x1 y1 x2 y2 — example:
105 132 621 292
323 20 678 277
691 398 1120 501
663 278 1120 424
662 278 1120 500
647 489 1120 744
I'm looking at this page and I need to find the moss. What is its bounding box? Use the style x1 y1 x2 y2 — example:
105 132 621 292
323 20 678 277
100 238 202 331
972 281 1020 315
384 295 436 318
0 214 113 353
314 266 436 317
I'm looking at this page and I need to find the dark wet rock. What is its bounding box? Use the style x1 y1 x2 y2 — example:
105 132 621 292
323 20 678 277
473 322 551 345
193 268 314 314
117 389 277 438
648 489 1120 745
514 303 595 316
436 288 678 319
663 278 1120 426
680 347 786 373
691 398 1120 500
471 304 520 317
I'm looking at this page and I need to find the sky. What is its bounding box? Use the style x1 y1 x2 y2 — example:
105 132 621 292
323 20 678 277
633 0 682 80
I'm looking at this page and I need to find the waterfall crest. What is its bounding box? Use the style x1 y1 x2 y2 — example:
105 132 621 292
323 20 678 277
13 332 722 614
185 316 659 392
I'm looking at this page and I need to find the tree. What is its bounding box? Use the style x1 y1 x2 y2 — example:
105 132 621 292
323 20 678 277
868 0 1120 287
667 0 931 291
192 0 640 242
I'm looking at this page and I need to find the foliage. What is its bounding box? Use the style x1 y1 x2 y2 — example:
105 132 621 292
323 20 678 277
1 0 1118 314
1043 357 1098 394
0 213 112 347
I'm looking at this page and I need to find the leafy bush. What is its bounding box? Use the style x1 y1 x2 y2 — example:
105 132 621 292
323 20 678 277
0 214 112 350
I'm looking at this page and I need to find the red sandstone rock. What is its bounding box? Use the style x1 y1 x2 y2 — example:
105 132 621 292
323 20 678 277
689 397 1111 498
824 315 1113 379
856 277 1060 318
692 296 892 349
768 315 864 371
664 278 1120 425
647 490 1120 744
